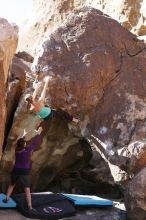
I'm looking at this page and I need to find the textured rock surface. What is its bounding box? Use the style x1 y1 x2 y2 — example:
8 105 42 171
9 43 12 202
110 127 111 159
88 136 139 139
125 167 146 220
0 18 18 157
18 0 146 56
5 55 31 144
127 139 146 175
6 56 29 117
87 0 146 36
32 7 146 180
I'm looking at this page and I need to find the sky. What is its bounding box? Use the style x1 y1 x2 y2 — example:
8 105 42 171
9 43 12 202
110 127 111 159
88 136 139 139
0 0 33 25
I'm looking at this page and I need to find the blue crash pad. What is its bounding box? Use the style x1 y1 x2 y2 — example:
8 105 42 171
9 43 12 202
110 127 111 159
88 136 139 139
62 193 113 206
0 193 16 208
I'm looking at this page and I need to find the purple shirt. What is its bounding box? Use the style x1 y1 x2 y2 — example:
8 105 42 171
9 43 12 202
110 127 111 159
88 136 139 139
14 134 41 169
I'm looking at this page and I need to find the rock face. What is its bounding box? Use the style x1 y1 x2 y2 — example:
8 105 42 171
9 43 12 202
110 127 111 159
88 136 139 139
2 7 146 194
0 18 18 157
5 55 31 144
18 0 146 56
127 139 146 175
125 167 146 220
32 6 146 179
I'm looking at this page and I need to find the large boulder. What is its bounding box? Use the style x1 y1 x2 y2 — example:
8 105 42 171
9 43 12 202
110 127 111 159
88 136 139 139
0 18 18 158
31 6 146 181
125 166 146 220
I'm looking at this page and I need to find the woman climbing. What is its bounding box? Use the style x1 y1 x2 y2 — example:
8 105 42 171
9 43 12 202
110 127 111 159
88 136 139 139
25 76 52 120
3 127 43 213
25 76 79 123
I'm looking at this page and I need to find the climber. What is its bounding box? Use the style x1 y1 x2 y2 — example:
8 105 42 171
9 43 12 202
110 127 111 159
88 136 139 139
25 76 52 120
25 76 79 123
2 127 43 213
